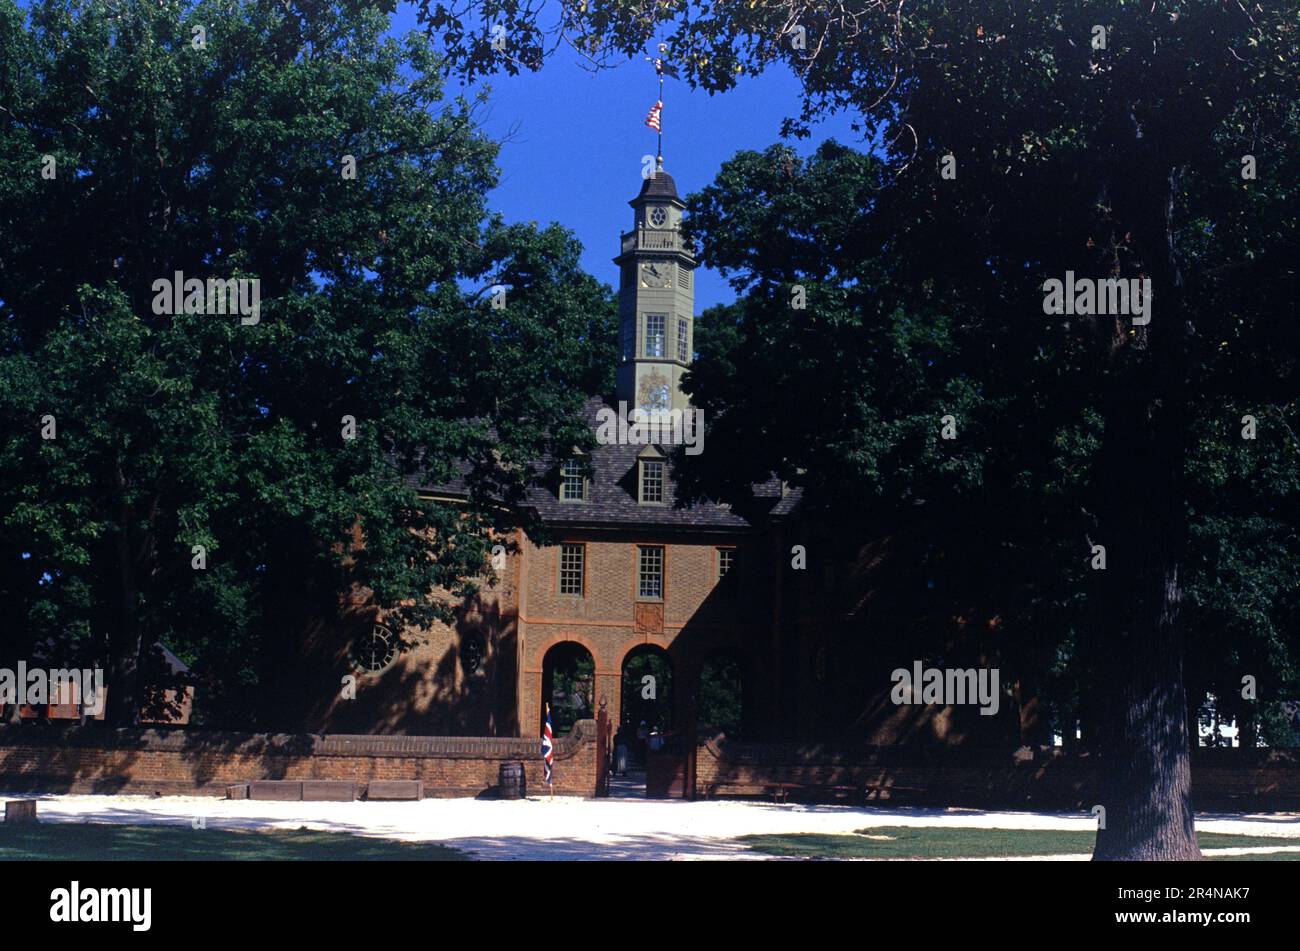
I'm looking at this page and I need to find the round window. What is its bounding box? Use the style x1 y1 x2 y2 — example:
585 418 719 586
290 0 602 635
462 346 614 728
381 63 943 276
461 632 486 675
649 206 667 228
353 624 397 673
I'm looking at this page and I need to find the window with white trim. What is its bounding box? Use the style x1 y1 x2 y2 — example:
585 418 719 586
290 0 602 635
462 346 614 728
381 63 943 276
559 544 585 596
645 314 666 357
560 458 586 501
640 460 664 504
638 546 664 600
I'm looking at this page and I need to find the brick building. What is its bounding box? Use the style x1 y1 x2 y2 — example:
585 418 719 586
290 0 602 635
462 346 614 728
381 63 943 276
288 161 1024 752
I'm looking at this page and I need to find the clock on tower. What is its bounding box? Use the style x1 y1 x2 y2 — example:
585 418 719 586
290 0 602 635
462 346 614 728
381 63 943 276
614 163 696 414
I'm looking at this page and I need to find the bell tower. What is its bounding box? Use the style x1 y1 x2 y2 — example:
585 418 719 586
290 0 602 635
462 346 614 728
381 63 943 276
614 161 696 413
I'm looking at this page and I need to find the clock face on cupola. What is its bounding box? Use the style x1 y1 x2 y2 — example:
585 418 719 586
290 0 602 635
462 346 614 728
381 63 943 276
640 261 672 288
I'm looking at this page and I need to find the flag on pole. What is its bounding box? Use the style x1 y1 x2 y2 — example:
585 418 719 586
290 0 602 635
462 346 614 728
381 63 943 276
541 704 554 786
644 100 663 133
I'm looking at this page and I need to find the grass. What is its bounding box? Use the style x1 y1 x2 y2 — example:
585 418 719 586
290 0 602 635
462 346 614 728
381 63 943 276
0 821 468 861
740 826 1300 860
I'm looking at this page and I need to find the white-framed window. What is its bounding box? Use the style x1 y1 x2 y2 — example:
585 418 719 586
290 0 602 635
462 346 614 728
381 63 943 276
717 547 736 581
677 317 689 362
645 314 666 357
560 458 587 501
640 460 665 504
638 545 664 600
559 544 585 596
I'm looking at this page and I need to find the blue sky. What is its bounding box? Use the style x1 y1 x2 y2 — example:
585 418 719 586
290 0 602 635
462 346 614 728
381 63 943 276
388 7 863 310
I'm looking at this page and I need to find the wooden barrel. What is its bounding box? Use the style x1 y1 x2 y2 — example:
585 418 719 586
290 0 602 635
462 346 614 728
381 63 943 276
499 762 527 800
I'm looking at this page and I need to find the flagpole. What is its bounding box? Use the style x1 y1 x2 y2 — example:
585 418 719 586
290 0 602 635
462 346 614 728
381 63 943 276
657 68 664 168
546 702 553 801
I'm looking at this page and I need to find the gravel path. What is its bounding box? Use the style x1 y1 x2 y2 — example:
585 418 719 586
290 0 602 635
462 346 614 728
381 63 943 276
8 793 1300 860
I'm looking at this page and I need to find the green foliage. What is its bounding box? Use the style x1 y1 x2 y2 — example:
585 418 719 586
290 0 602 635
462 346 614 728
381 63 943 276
0 0 615 724
621 648 671 733
415 2 1298 778
547 644 594 736
696 651 742 738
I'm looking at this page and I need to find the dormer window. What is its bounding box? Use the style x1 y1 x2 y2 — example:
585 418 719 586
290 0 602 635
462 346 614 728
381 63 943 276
639 459 665 504
560 458 588 502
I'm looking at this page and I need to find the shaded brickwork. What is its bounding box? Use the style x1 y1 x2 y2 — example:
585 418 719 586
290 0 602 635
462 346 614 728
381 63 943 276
0 723 599 798
691 732 1300 810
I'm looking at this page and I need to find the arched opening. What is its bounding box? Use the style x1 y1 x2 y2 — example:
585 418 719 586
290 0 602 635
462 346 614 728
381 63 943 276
620 645 673 768
541 641 595 737
698 648 745 740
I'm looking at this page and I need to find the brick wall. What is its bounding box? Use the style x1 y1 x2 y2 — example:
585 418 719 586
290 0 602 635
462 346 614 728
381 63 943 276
0 721 600 799
693 733 1300 811
519 528 760 734
291 529 523 737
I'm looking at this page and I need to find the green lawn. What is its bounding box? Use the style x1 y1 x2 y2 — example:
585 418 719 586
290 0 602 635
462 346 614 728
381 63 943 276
740 827 1300 860
0 822 467 861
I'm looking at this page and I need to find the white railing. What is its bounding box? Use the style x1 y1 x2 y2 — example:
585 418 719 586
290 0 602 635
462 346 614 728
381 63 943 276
620 229 693 256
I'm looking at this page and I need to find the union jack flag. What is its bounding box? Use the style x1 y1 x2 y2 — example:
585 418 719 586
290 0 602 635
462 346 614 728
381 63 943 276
644 100 662 133
541 704 554 785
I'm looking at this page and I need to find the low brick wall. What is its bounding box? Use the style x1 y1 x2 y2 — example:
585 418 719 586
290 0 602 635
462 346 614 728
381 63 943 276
0 722 599 799
694 735 1300 811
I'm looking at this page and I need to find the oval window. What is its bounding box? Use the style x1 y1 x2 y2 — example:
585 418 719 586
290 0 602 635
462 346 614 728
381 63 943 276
461 632 486 675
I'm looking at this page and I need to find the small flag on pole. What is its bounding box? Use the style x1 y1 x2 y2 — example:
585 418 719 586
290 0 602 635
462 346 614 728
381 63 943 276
542 704 554 786
644 100 663 133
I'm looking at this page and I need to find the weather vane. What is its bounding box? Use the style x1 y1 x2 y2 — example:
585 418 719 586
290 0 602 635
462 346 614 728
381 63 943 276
644 42 679 169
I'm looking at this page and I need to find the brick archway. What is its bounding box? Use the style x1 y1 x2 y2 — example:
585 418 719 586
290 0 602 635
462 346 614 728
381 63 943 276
527 634 609 739
530 632 605 673
619 642 674 734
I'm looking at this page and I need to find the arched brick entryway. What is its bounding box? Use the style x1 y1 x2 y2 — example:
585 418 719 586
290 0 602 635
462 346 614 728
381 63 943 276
537 640 597 737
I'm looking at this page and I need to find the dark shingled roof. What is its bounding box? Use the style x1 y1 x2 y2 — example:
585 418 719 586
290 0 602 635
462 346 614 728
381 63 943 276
412 396 800 534
633 170 680 203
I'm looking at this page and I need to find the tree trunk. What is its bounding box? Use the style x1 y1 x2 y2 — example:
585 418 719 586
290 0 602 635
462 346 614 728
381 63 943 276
108 504 142 726
1239 704 1258 750
1090 165 1200 860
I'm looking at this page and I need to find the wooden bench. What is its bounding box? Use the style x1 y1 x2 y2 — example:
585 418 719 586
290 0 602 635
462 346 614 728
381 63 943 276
766 783 865 804
708 782 769 800
249 781 304 801
365 780 423 801
4 800 39 824
861 783 925 801
767 782 802 804
302 780 357 802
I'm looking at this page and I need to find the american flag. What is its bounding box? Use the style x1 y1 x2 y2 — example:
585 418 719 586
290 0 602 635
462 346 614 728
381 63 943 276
541 704 554 785
644 100 662 133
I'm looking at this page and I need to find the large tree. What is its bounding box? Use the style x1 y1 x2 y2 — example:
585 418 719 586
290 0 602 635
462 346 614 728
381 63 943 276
415 1 1297 859
0 0 615 727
